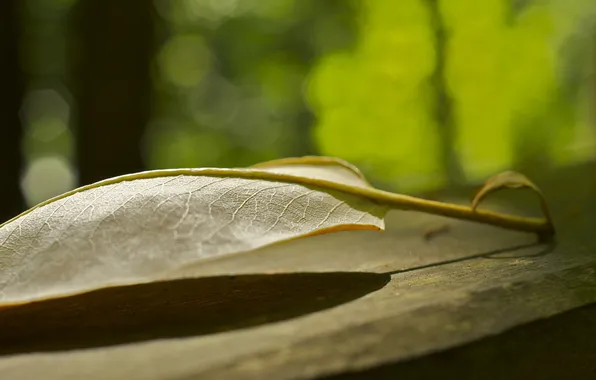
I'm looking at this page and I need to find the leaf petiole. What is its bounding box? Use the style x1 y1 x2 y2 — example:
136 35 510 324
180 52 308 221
356 171 555 242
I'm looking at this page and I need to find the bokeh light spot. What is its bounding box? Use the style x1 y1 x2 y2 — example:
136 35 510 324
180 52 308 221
158 34 212 88
21 156 77 207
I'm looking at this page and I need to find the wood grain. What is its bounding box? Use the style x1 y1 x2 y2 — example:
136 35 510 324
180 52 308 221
0 163 594 380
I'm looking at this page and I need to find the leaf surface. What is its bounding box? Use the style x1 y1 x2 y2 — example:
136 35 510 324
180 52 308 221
0 157 387 304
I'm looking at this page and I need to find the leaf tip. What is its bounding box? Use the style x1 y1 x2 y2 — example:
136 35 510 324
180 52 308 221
471 170 556 239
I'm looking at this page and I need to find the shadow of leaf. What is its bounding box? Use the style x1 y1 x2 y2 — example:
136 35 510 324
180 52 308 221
381 241 555 277
483 241 556 259
0 272 389 355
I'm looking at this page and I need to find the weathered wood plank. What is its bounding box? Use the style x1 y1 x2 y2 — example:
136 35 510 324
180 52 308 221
0 163 594 379
325 303 596 379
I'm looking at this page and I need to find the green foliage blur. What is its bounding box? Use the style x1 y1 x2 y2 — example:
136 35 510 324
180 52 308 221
19 0 596 206
147 0 356 170
309 0 596 190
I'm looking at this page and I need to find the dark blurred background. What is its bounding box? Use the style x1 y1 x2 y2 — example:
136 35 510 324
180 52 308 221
1 0 595 223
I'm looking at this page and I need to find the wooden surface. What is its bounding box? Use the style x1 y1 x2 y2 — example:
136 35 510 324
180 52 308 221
0 163 595 379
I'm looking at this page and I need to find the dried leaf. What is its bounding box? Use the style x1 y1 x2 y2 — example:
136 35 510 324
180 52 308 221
0 157 554 305
0 157 387 304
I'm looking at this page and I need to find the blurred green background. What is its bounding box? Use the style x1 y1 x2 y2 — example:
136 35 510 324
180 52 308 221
1 0 595 222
